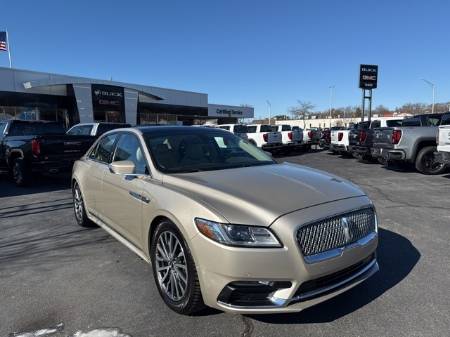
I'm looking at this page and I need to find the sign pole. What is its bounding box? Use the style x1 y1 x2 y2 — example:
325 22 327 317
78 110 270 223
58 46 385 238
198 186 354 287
368 89 373 122
361 89 365 122
6 29 11 68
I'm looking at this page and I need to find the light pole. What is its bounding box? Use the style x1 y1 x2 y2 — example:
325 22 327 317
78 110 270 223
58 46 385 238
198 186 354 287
266 100 271 125
421 79 435 114
328 85 335 128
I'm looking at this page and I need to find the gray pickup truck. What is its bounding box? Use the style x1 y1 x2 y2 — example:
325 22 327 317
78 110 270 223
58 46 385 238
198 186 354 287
372 113 447 175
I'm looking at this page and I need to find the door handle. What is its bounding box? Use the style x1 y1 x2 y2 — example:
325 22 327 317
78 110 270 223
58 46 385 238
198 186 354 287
129 191 150 204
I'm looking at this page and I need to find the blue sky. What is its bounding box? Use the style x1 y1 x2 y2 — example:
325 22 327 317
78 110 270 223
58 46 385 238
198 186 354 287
2 0 450 118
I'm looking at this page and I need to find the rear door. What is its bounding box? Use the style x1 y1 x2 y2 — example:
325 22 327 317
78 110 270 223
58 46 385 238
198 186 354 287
84 133 120 215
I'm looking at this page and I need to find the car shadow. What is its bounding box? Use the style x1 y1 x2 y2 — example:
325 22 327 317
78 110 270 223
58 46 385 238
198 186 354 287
0 173 71 198
249 228 420 324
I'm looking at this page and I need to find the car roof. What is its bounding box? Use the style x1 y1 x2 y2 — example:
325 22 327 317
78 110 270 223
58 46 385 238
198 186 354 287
136 125 228 136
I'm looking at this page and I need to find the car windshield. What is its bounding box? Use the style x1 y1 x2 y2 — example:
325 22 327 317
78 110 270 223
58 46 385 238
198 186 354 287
144 128 275 173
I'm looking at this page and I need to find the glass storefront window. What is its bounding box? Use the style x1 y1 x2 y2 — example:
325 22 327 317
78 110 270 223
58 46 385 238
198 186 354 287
0 105 69 127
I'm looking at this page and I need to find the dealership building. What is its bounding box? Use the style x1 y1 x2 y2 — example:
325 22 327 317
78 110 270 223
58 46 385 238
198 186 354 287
0 67 254 127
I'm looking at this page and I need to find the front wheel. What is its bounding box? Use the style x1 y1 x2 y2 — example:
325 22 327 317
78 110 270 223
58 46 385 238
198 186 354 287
150 220 205 315
415 146 447 175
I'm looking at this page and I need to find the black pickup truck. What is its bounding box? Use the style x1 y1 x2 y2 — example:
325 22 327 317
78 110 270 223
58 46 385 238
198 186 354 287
0 120 95 186
349 119 403 161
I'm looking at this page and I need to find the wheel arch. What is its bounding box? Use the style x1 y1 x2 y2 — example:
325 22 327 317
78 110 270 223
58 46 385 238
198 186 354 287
411 139 437 161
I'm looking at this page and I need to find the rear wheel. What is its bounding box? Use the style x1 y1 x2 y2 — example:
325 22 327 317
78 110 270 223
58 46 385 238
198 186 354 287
150 220 205 315
12 159 30 187
415 146 447 175
73 182 95 227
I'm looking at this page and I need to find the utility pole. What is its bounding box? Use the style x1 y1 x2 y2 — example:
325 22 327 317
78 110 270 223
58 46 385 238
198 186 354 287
421 79 435 114
266 100 271 125
328 85 335 128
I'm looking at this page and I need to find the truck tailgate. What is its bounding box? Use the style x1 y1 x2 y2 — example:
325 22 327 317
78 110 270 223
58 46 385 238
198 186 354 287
267 132 282 144
38 135 94 161
373 127 394 149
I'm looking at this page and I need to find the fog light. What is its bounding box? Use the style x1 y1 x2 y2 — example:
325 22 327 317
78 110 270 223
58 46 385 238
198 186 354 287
217 281 292 307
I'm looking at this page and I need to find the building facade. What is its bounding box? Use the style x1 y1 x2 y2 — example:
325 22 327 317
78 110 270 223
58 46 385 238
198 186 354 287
0 67 253 127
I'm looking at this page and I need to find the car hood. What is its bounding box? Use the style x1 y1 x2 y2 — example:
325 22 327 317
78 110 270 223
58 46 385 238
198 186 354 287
162 162 365 227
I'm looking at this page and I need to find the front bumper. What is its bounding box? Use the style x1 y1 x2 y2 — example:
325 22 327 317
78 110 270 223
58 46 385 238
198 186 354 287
435 151 450 165
190 196 379 314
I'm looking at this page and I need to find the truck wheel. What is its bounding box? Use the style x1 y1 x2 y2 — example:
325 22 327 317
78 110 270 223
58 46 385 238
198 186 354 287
150 220 205 315
12 159 30 187
415 146 447 175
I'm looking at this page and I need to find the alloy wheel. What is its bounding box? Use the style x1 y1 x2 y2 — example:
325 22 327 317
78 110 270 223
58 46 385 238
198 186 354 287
155 231 188 301
73 185 84 222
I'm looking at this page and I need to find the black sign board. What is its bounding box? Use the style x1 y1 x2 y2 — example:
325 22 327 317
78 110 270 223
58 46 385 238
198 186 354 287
359 64 378 89
92 84 125 112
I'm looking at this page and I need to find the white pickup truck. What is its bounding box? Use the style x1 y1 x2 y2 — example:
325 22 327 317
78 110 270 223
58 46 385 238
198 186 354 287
272 124 303 147
436 113 450 165
246 124 282 149
217 124 249 140
330 126 354 155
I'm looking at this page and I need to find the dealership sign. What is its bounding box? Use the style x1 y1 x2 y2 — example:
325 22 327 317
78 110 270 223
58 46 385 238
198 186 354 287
208 104 254 118
91 84 124 112
359 64 378 89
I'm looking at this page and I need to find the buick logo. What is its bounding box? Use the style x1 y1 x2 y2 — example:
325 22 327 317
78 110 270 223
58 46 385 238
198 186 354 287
341 217 353 243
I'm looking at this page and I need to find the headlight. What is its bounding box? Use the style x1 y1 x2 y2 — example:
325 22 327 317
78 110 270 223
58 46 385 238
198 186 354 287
194 218 282 248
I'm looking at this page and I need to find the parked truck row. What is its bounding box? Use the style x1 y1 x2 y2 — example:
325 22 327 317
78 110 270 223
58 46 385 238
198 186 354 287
328 113 450 175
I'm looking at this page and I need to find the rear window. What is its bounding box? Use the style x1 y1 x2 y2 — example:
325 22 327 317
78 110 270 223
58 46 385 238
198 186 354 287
281 125 291 131
233 125 248 133
386 120 403 127
247 126 257 133
67 125 93 136
402 117 421 127
96 123 130 136
8 122 66 136
441 114 450 126
260 125 272 132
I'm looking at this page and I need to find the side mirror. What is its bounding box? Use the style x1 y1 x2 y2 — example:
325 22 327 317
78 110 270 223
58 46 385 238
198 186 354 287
109 160 135 175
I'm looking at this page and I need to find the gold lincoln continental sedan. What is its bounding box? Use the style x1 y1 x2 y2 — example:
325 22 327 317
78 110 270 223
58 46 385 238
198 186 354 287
71 126 379 315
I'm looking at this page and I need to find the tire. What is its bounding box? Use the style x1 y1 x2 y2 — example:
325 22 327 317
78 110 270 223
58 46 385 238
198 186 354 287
415 146 447 175
150 220 205 315
12 158 30 187
72 182 96 227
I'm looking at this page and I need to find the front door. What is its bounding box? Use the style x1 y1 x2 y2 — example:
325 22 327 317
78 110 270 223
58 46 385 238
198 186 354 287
100 132 150 248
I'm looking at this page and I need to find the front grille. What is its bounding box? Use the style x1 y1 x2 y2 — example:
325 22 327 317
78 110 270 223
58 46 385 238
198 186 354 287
297 207 376 257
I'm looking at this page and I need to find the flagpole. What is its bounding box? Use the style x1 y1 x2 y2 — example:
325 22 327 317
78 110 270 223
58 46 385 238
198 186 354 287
6 29 11 68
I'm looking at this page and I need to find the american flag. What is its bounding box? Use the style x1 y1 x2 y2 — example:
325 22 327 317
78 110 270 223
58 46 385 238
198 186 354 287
0 32 7 51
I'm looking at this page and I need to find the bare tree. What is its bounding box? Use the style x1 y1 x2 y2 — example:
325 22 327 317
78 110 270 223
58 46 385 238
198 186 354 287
288 100 315 119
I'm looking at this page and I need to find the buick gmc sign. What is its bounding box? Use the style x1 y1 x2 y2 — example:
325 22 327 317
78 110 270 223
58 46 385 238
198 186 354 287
359 64 378 89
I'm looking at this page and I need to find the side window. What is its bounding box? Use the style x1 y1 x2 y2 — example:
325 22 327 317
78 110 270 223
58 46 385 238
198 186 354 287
67 125 93 136
0 123 6 136
441 114 450 126
112 133 148 174
370 120 381 129
93 133 119 163
281 125 291 131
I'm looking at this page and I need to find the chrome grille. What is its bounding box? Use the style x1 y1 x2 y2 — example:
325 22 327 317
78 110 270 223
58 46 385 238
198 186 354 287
297 208 376 257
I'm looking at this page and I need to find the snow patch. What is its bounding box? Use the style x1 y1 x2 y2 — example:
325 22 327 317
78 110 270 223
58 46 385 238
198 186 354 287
71 329 131 337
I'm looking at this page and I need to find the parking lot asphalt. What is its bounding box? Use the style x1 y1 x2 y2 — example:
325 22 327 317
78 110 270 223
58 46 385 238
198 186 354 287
1 150 449 337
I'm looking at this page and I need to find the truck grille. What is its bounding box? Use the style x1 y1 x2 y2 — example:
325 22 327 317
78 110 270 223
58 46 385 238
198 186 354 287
297 208 376 257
